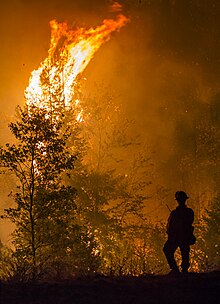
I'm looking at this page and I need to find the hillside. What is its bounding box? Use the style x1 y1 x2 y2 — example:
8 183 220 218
1 271 219 304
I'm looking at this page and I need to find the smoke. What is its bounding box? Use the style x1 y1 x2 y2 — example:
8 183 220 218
82 1 220 213
109 2 123 12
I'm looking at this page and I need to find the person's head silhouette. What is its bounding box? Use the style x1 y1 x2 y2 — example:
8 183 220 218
175 191 189 205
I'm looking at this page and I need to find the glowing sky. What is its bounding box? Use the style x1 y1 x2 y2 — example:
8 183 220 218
1 1 219 133
0 1 219 111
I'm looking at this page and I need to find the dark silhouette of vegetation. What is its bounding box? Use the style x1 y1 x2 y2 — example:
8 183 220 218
0 105 78 280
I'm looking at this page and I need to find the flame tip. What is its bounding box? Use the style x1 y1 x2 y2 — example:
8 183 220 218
26 13 129 109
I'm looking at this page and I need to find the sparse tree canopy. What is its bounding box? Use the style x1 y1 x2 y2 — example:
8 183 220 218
0 104 77 280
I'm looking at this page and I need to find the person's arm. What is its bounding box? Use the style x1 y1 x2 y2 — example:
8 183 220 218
166 215 171 234
167 211 174 234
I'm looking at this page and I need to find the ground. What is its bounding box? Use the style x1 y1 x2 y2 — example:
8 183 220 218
1 271 219 304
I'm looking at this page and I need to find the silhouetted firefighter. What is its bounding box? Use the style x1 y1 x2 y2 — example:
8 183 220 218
163 191 196 275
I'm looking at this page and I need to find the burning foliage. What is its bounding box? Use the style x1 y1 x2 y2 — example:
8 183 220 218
25 14 129 109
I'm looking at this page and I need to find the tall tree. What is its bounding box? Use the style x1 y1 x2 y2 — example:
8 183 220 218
0 104 77 280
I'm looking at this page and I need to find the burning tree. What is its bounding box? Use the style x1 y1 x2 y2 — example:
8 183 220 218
0 12 131 280
0 10 165 278
25 15 129 110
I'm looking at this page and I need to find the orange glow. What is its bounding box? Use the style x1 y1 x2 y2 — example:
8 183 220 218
25 14 129 109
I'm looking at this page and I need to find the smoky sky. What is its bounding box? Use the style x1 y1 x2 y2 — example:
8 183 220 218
1 1 220 110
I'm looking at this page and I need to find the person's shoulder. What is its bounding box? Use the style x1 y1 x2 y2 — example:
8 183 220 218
170 208 178 216
186 207 194 212
186 207 194 216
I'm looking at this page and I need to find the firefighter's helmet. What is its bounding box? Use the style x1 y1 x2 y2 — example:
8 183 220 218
175 191 189 201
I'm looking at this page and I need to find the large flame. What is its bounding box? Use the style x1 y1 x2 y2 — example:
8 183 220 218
25 14 129 109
